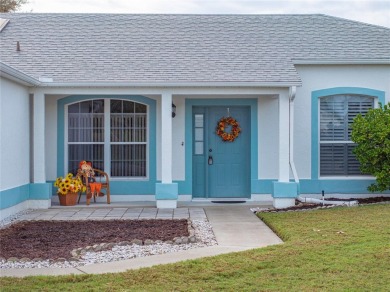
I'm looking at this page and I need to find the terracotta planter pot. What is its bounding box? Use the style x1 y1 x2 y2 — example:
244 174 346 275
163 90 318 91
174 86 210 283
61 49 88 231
58 192 78 206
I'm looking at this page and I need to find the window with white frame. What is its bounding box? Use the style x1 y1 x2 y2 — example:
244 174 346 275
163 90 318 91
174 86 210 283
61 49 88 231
67 99 147 178
319 94 374 176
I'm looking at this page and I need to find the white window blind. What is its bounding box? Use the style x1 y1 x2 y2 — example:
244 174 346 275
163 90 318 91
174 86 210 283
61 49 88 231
110 100 147 177
68 100 105 173
319 95 373 176
67 99 147 178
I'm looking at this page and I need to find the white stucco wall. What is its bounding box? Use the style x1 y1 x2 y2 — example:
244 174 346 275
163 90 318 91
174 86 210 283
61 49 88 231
0 77 30 190
294 64 390 179
258 96 279 179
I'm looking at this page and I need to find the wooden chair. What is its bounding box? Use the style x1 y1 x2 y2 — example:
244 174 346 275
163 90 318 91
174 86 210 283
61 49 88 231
77 166 111 205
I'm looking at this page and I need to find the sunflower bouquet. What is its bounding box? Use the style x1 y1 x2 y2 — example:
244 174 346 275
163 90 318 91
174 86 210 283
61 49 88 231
54 173 86 195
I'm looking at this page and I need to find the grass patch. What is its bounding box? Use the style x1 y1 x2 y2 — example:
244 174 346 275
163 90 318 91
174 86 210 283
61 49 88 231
1 204 389 291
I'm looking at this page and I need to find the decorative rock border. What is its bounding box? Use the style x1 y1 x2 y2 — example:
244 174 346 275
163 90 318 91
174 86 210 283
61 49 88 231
252 204 341 214
252 201 390 214
3 219 198 264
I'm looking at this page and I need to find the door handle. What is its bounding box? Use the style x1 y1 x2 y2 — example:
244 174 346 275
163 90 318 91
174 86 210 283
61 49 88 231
208 156 213 165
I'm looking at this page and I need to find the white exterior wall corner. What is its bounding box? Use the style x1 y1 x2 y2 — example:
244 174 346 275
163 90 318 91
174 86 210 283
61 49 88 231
294 64 390 179
32 90 46 183
0 77 31 190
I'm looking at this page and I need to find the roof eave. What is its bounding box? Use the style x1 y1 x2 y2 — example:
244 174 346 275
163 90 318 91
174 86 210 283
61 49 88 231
293 59 390 65
38 81 302 88
0 62 41 86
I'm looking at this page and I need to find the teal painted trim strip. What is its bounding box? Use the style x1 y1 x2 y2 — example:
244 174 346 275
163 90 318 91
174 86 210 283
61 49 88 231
57 95 157 190
175 180 191 194
155 183 178 200
55 180 188 197
0 183 52 209
273 182 298 198
29 183 52 200
53 180 188 196
299 179 390 194
0 184 30 209
154 180 190 195
110 181 156 195
185 99 258 196
252 179 274 194
311 87 385 180
253 179 389 194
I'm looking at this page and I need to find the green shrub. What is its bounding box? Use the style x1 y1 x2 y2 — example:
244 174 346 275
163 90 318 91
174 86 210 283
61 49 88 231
351 102 390 192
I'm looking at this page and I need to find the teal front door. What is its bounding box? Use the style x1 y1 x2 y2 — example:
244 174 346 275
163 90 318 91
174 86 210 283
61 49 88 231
193 106 250 198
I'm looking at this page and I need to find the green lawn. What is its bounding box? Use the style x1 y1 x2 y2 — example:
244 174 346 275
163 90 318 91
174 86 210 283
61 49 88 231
1 204 389 291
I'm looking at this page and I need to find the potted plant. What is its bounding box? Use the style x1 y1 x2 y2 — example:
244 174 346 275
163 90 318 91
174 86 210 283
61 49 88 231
54 173 86 206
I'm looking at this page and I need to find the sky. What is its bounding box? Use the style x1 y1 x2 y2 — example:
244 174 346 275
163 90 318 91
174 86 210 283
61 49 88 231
21 0 390 28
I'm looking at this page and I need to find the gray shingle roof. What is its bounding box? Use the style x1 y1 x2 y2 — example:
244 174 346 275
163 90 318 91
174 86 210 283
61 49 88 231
0 14 389 85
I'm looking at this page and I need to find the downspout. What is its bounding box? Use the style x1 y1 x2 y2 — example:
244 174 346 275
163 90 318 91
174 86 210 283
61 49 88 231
289 86 299 184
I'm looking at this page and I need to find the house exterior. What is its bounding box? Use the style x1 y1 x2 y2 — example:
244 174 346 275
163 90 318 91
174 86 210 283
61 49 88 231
0 13 389 218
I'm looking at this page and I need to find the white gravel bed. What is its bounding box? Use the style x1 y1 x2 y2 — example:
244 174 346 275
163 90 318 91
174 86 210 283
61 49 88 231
0 219 217 269
0 209 34 230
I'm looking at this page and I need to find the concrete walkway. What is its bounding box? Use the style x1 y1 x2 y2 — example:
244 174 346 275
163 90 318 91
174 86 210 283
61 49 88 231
0 205 282 278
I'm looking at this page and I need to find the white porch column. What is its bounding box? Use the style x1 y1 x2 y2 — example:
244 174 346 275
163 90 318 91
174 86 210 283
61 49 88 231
30 90 52 207
272 90 298 208
155 92 178 208
161 92 173 183
278 91 290 183
33 90 46 183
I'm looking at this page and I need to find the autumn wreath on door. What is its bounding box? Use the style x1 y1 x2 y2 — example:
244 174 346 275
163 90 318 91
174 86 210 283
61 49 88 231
216 116 241 142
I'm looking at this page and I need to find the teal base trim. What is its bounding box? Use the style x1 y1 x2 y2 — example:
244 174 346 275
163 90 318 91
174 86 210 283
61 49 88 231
54 180 188 197
253 179 390 195
0 184 29 209
46 177 387 199
110 181 156 195
176 180 191 194
30 183 52 200
252 179 274 194
299 179 390 194
155 183 178 200
52 180 161 196
1 183 52 209
273 182 298 198
82 180 188 196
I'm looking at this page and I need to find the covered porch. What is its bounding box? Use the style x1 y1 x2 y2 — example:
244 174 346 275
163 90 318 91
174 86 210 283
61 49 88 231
32 86 299 210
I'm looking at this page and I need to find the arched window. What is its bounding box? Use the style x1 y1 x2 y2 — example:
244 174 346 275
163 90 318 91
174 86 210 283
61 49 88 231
67 99 147 178
319 94 373 176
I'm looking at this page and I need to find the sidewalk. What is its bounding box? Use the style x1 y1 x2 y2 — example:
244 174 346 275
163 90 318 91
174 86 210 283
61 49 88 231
0 205 282 277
